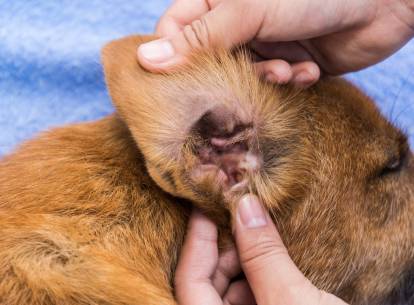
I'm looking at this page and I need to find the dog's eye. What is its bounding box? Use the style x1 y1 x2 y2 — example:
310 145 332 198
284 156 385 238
378 134 410 178
380 157 402 176
378 150 407 177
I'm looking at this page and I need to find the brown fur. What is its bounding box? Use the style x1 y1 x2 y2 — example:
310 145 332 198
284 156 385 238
0 35 412 305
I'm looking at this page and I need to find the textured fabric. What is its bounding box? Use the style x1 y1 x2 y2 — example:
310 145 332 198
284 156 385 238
0 0 413 156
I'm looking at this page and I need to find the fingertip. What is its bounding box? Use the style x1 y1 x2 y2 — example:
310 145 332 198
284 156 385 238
137 38 186 73
234 194 270 231
265 70 292 84
255 60 293 84
292 71 317 88
291 61 321 88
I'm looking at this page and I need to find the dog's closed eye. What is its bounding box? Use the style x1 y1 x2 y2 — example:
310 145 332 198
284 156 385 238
378 136 410 178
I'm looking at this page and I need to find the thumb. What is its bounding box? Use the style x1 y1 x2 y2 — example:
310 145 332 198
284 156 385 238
137 1 265 72
233 194 348 305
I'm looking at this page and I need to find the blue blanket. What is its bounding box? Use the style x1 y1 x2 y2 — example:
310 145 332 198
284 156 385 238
0 0 413 156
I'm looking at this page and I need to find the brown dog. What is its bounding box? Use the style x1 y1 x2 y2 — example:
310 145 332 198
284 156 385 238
0 35 412 305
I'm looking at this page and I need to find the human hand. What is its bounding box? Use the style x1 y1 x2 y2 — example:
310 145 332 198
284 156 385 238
174 209 255 305
138 0 414 87
175 195 349 305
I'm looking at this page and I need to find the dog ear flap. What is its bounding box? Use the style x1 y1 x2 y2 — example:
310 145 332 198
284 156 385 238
101 35 224 161
101 35 157 128
101 35 221 198
102 35 182 159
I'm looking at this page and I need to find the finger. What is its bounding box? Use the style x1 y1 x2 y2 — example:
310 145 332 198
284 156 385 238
175 209 222 305
253 1 371 42
291 61 321 87
138 1 266 72
251 41 320 85
250 41 313 63
177 209 218 281
211 245 241 296
234 195 312 305
155 0 211 37
254 60 293 84
233 194 348 305
168 0 265 50
223 280 256 305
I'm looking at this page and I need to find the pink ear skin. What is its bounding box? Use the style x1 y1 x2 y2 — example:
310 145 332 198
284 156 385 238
188 105 262 196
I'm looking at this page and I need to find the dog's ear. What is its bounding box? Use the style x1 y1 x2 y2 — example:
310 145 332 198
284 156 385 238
102 36 264 207
102 35 224 196
101 35 309 224
101 36 300 216
102 35 219 163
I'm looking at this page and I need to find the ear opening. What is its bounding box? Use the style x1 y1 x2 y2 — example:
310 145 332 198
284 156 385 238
186 105 261 192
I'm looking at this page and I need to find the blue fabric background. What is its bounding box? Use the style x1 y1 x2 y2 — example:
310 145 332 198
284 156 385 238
0 0 413 156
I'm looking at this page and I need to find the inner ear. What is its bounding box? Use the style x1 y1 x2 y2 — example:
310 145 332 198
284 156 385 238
188 105 262 193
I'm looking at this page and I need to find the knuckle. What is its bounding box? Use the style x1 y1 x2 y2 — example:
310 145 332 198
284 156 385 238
192 230 217 244
182 17 211 49
240 233 288 271
187 224 217 244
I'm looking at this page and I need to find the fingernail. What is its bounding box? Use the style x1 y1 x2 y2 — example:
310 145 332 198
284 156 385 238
138 39 175 63
237 195 267 228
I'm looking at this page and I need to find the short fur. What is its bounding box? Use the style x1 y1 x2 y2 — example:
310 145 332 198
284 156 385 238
0 35 412 305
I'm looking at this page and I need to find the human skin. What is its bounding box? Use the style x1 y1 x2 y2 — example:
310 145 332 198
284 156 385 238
137 0 414 87
175 195 348 305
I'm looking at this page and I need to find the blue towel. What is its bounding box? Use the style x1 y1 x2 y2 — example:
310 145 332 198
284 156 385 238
0 0 413 156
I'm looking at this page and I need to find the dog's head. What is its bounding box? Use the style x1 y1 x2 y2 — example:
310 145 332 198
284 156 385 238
102 36 414 305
